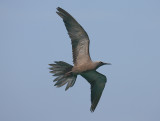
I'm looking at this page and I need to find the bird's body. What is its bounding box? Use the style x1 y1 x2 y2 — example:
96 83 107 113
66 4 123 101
71 61 98 74
49 7 111 112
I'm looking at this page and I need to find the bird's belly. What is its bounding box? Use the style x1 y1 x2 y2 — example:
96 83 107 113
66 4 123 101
72 64 94 74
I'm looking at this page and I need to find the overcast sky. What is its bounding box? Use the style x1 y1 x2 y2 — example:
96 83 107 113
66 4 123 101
0 0 160 121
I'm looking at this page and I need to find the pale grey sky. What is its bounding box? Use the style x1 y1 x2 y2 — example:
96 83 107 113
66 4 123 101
0 0 160 121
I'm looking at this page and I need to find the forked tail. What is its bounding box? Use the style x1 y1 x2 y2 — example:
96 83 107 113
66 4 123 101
49 61 77 91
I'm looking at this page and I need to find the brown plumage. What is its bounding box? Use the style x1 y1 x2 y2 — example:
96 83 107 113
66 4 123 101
56 7 91 66
49 7 111 112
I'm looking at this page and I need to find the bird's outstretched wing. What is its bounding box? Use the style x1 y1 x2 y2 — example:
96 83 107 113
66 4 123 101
56 7 91 66
81 71 107 112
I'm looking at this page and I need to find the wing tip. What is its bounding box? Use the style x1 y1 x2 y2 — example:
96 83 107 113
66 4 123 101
56 7 61 11
56 7 68 19
90 107 95 112
56 7 66 14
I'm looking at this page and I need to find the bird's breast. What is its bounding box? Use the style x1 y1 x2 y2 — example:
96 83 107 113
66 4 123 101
72 63 96 74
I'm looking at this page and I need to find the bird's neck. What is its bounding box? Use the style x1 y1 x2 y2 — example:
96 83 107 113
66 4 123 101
92 61 100 70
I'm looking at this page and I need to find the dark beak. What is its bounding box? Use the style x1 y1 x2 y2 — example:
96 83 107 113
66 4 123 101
103 62 111 65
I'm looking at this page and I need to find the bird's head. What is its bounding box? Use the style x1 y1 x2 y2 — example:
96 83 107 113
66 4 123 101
95 61 111 69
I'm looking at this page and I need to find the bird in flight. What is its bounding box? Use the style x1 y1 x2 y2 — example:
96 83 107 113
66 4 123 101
49 7 111 112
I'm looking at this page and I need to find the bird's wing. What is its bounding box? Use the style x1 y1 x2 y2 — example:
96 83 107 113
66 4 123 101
81 70 107 112
56 7 91 66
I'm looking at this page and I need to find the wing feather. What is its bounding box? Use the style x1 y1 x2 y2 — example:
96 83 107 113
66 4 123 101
56 7 91 65
81 71 107 112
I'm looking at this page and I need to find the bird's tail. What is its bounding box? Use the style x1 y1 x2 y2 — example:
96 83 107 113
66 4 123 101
49 61 77 91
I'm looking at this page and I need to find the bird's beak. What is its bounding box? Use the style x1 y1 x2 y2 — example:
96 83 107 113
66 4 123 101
103 62 111 65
